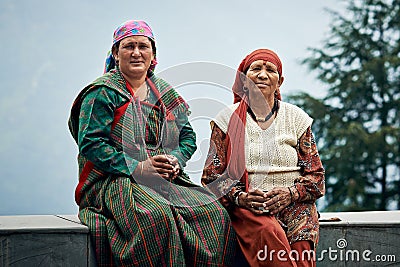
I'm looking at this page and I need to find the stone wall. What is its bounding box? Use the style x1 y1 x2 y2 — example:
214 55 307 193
1 211 399 266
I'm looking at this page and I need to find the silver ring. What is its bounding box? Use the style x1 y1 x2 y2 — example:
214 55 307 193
277 201 281 207
251 202 254 208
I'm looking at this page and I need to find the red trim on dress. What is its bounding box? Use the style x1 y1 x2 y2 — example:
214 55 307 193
75 161 94 204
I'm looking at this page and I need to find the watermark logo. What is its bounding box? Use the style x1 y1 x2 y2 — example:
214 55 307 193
336 238 347 249
257 245 315 262
318 238 396 263
257 238 397 263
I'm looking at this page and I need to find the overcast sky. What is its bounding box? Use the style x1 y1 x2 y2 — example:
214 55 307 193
0 0 347 215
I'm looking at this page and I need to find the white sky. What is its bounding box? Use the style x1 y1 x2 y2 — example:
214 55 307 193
0 0 347 215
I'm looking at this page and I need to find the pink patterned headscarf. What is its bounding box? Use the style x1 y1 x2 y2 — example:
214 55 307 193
104 20 158 73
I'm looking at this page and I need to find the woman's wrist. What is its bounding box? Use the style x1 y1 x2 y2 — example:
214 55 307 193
140 161 144 176
290 185 300 202
288 187 294 203
133 161 142 176
133 160 149 177
232 189 242 206
235 192 246 206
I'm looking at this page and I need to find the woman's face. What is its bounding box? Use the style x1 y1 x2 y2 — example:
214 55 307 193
113 35 154 78
245 60 283 97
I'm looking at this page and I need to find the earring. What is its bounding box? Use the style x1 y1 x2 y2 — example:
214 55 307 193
243 86 249 93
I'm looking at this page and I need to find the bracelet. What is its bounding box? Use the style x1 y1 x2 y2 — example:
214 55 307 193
234 192 245 206
295 187 300 201
288 187 293 203
232 189 242 202
140 162 144 176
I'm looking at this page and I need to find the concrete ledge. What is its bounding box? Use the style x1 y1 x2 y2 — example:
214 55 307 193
318 211 400 266
1 211 399 266
320 210 400 226
0 215 87 234
0 215 95 267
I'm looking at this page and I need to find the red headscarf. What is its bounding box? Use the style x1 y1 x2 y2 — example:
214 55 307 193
226 49 283 191
232 49 282 103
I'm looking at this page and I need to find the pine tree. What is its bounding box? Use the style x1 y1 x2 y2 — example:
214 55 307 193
289 0 400 211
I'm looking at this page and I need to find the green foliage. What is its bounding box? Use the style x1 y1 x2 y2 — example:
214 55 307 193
289 0 400 211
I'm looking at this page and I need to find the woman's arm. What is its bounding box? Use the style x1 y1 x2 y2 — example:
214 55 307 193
169 112 197 168
202 124 242 207
78 87 139 176
292 126 326 202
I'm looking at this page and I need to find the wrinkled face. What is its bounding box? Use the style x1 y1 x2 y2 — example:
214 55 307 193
245 60 283 97
113 35 154 78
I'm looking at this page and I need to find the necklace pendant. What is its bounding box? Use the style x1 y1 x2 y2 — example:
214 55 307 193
256 117 266 122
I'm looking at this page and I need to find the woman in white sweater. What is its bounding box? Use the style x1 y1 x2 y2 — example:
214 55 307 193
202 49 325 267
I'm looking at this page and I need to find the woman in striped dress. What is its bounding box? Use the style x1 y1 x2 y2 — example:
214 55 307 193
68 20 237 266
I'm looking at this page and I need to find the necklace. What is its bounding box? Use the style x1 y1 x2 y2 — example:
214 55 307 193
136 82 150 102
143 83 150 102
249 99 278 122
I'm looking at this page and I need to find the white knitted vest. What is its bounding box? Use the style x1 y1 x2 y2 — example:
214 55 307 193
213 101 313 191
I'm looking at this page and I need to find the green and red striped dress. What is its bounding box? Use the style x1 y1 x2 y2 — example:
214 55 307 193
68 69 237 266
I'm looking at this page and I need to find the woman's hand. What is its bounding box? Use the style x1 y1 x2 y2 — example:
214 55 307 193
237 189 269 215
135 155 180 181
165 155 180 180
263 187 293 215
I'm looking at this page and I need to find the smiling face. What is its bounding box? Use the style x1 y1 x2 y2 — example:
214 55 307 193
245 60 284 98
112 35 155 79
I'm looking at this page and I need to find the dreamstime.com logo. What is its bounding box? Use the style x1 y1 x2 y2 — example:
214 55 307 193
257 238 397 263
